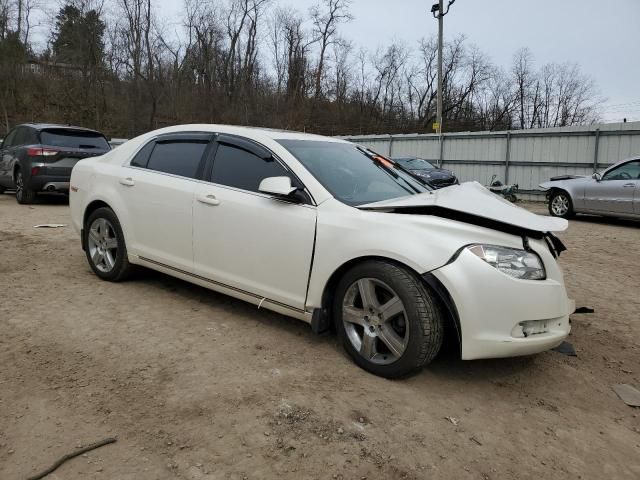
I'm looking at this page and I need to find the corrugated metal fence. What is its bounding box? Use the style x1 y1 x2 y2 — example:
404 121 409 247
341 121 640 200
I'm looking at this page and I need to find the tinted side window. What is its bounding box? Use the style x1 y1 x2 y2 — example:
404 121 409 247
3 129 17 148
603 161 640 180
130 141 155 168
211 143 291 193
146 140 208 178
13 127 28 146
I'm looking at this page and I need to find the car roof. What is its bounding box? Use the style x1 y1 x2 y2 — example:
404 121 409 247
145 124 349 144
17 123 105 135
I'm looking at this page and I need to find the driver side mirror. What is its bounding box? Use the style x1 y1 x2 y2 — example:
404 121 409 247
259 176 298 198
592 172 601 182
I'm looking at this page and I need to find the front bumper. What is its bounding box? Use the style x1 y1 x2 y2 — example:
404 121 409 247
431 243 573 360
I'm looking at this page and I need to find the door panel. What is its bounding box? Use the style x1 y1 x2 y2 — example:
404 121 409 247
193 184 316 310
585 160 640 214
583 180 635 214
119 168 196 272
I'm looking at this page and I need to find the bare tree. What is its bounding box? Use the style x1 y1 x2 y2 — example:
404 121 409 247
309 0 351 99
0 0 603 137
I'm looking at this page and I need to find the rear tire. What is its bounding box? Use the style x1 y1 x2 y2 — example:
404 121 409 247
548 190 574 218
334 260 443 378
15 168 36 204
84 207 134 281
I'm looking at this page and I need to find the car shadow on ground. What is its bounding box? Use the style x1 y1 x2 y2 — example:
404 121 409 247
132 266 320 337
130 265 541 385
2 191 70 205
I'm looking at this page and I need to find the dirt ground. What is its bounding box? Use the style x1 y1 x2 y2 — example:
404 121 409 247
0 193 639 480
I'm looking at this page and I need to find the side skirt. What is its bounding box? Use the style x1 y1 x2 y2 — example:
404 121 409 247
133 255 313 324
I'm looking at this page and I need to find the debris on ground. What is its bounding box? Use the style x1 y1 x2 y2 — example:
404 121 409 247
611 384 640 407
553 341 577 356
27 437 117 480
33 223 67 228
444 416 459 426
574 306 595 314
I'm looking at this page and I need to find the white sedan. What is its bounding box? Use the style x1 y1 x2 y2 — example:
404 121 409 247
70 125 574 378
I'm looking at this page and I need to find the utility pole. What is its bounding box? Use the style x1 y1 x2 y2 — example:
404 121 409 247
431 0 455 165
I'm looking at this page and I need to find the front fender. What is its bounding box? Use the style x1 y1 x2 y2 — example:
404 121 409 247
305 199 526 310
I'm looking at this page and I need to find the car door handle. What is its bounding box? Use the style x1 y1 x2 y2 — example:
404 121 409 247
119 177 135 187
623 183 636 188
196 193 220 206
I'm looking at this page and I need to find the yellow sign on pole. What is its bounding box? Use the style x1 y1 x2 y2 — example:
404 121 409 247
432 122 440 131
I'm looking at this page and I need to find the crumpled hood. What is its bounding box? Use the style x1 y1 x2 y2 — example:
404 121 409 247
358 181 568 233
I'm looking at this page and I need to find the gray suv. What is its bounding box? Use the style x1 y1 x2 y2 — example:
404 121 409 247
0 123 110 204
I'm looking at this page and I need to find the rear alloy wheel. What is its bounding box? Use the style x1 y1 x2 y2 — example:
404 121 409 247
549 190 574 218
84 207 134 281
334 261 443 378
15 169 36 204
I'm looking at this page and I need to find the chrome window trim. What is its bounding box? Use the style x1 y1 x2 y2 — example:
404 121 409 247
122 131 317 207
123 165 317 210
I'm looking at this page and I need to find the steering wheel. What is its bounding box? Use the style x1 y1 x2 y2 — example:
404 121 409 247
619 171 632 180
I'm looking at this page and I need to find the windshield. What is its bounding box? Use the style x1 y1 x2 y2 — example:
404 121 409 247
40 129 110 150
394 157 436 170
278 140 429 206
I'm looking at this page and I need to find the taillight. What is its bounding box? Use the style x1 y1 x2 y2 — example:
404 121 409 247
27 147 59 157
31 166 41 176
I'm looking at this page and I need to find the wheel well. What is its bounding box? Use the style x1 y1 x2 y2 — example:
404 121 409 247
319 256 461 356
549 187 570 199
83 200 112 228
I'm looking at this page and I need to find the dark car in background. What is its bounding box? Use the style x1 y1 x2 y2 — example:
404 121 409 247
0 123 110 204
392 156 458 189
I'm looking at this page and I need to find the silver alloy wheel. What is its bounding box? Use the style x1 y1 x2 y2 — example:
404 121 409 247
342 278 409 365
551 193 570 216
87 218 118 273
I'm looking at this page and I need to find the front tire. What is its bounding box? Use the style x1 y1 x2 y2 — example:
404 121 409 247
84 207 134 281
334 260 443 378
548 190 574 218
15 168 36 204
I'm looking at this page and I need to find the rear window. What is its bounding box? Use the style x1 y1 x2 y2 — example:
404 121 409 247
40 129 110 150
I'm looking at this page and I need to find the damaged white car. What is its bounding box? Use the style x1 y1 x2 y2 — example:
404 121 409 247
69 125 574 378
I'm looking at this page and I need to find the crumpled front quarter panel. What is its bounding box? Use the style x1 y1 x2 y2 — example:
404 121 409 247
305 199 527 310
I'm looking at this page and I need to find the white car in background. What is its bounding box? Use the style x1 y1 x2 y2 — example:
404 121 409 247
70 125 574 378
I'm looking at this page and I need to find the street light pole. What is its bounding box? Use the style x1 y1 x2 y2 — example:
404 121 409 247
431 0 455 166
437 0 444 138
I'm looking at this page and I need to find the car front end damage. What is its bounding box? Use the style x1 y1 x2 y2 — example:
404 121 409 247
428 236 573 359
358 181 574 360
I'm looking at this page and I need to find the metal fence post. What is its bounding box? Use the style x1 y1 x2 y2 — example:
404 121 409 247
388 134 394 157
593 128 600 172
504 131 511 184
438 134 445 167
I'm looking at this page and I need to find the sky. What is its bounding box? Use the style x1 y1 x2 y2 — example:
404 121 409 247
40 0 640 122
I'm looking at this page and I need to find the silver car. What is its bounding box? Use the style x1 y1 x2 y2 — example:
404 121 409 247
539 157 640 219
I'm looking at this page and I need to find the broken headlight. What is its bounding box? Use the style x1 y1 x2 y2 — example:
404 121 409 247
467 244 546 280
